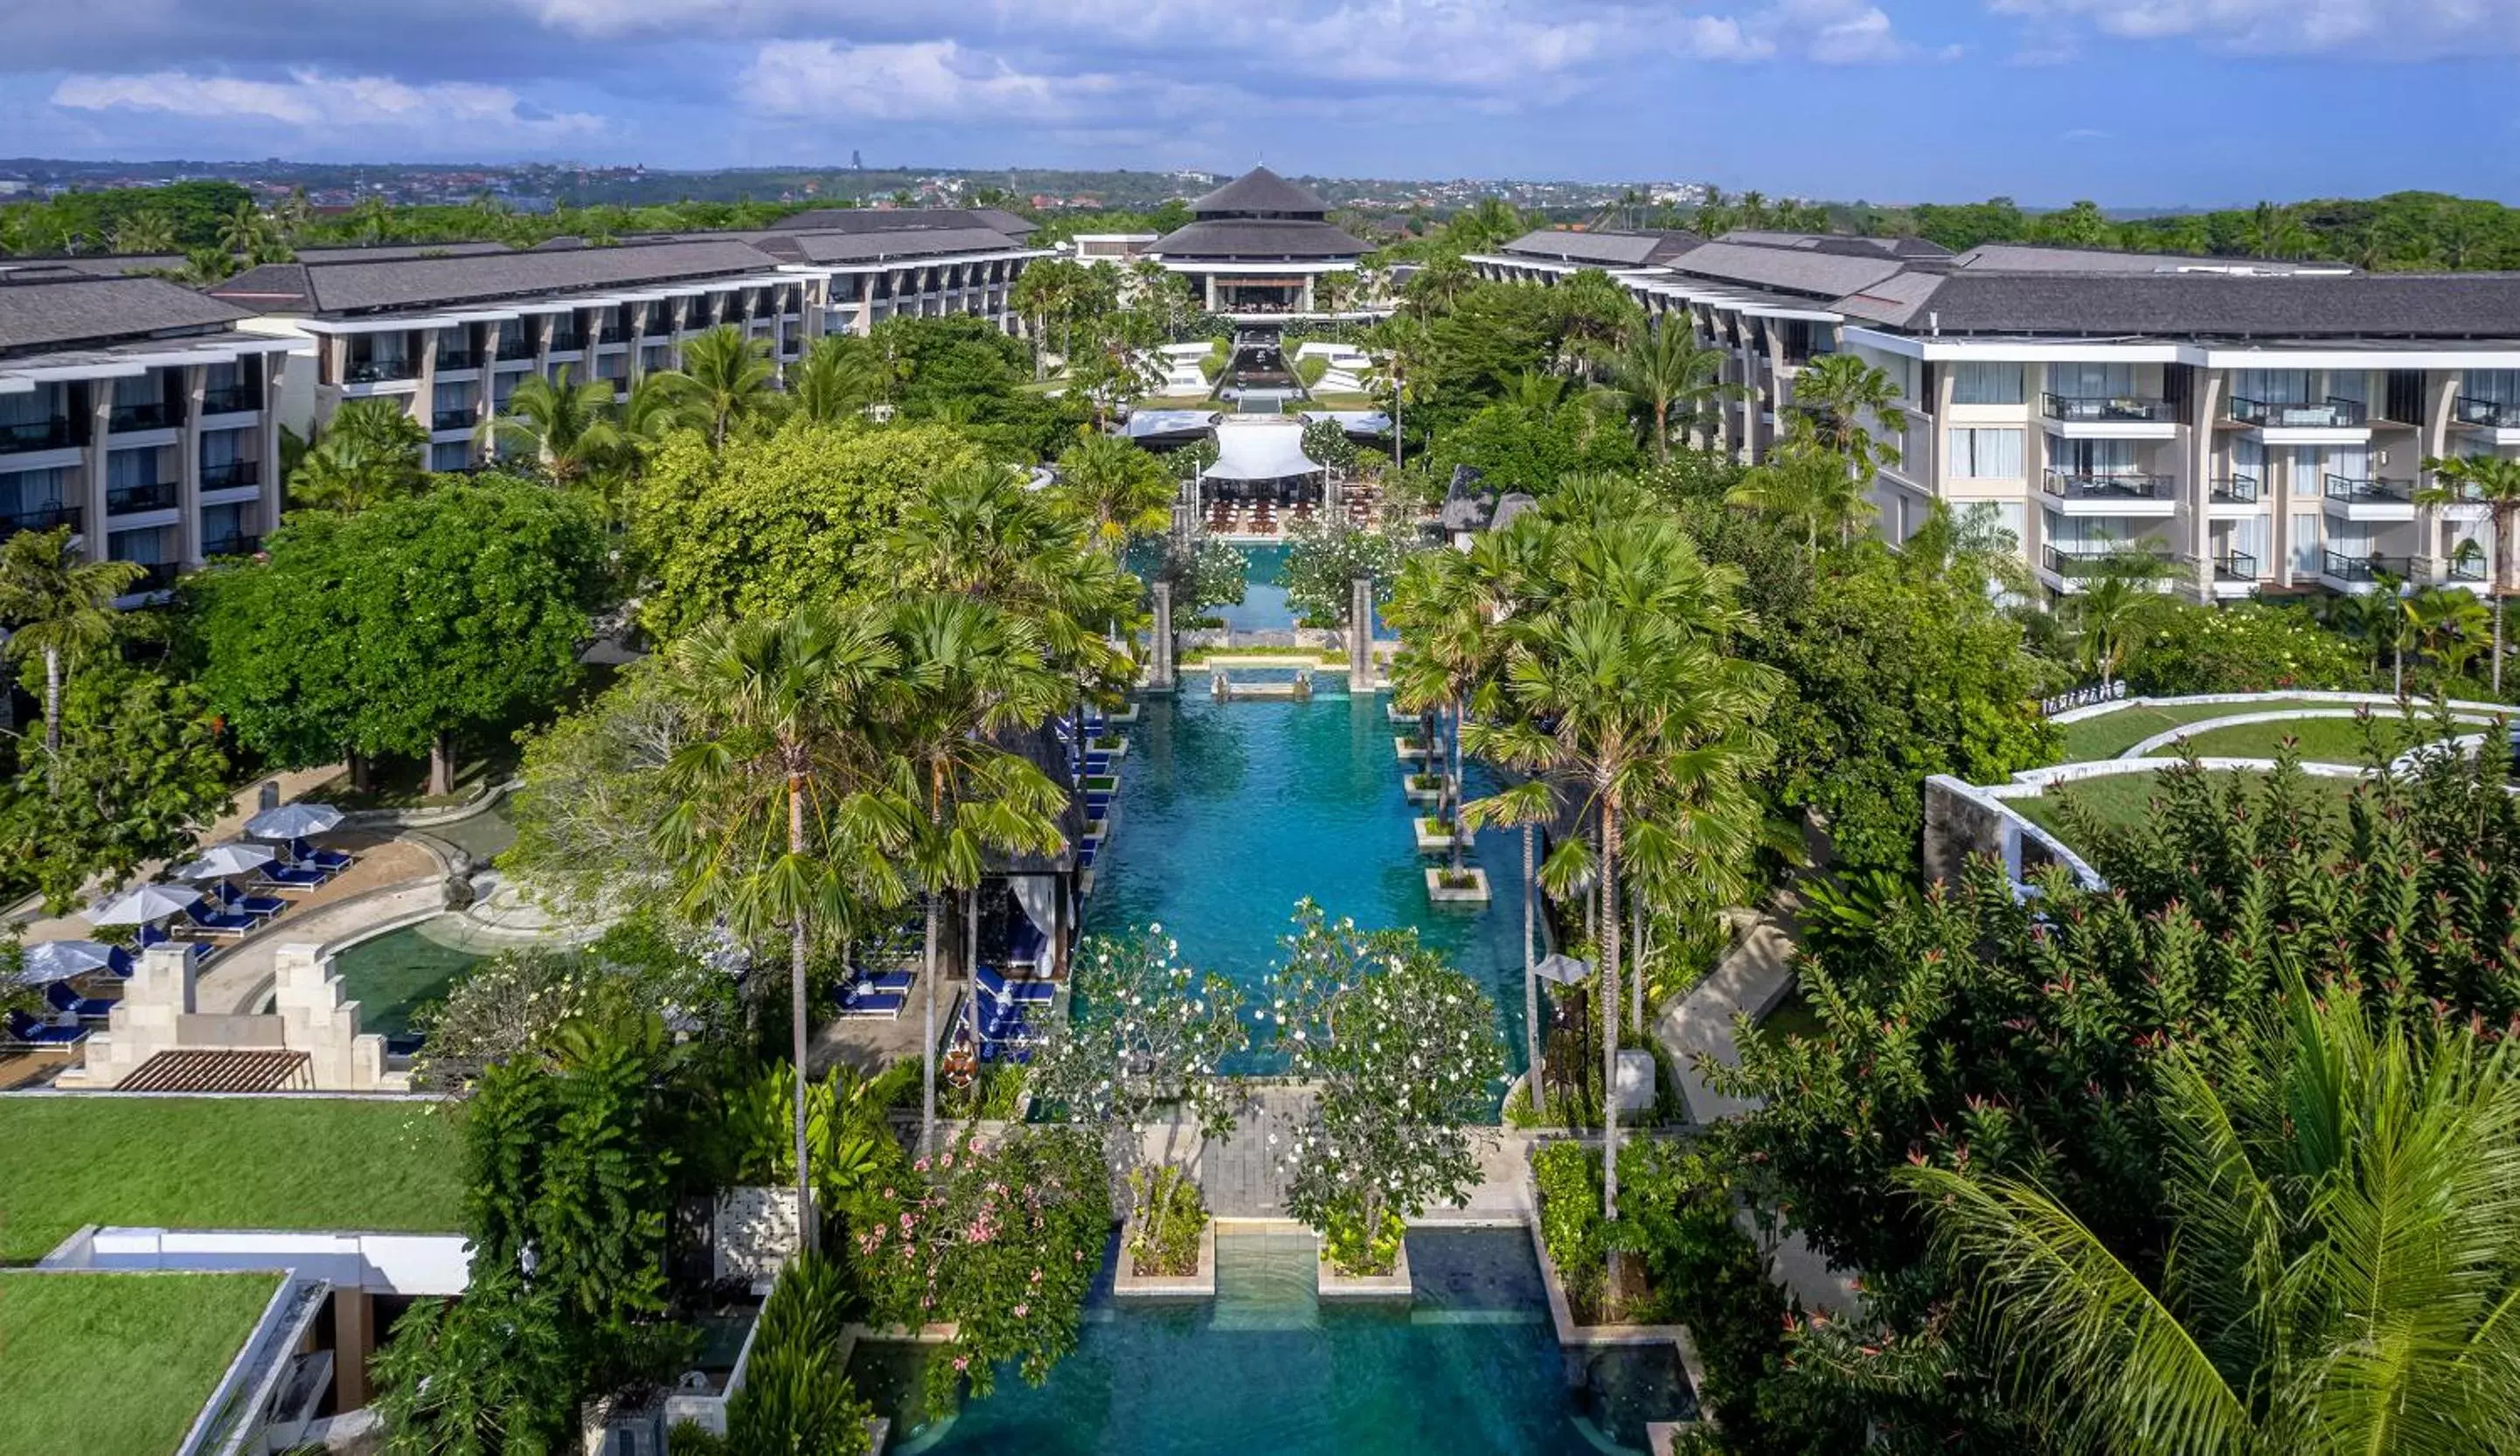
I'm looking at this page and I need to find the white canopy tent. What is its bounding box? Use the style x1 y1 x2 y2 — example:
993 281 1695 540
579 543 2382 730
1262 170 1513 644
1204 421 1323 482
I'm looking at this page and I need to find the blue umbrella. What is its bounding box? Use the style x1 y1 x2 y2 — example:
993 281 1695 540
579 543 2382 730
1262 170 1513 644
245 802 344 840
20 940 121 985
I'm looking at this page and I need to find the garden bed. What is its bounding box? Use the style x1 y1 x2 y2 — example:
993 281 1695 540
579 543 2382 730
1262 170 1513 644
0 1270 286 1456
1426 866 1491 903
1316 1233 1413 1300
1112 1218 1217 1299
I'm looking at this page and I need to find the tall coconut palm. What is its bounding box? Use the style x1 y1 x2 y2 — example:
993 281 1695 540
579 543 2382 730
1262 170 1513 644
215 203 270 260
2420 452 2520 691
1788 351 1908 489
652 325 781 450
1052 435 1174 556
789 335 892 426
484 367 623 487
1900 974 2520 1456
1360 315 1432 474
1726 437 1876 555
653 607 908 1253
0 528 143 754
1603 325 1732 461
878 595 1072 1156
110 210 176 256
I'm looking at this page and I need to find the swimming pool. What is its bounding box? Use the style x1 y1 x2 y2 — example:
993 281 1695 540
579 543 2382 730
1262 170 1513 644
847 1229 1694 1455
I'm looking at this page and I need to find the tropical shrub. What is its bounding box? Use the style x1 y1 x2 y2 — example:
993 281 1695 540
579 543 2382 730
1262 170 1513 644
1125 1165 1206 1277
723 1253 873 1456
1531 1140 1610 1317
2118 597 2364 695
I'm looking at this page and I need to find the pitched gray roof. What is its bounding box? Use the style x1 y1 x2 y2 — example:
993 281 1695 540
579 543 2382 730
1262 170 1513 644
1721 230 1951 260
1946 243 2350 276
209 238 781 316
1497 229 1674 267
0 275 249 357
1150 218 1365 260
1663 241 1908 301
767 206 1035 238
1855 271 2520 337
753 227 1024 266
1191 167 1329 218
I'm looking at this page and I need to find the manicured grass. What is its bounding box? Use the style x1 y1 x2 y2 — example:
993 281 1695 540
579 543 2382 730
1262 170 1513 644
2010 769 2366 849
0 1097 464 1263
330 922 489 1037
2057 697 2337 762
2173 714 2426 765
1757 989 1828 1042
1307 391 1378 409
0 1271 282 1456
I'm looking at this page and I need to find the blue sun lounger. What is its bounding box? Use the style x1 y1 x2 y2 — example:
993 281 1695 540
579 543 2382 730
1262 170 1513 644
44 982 114 1020
5 1010 87 1046
976 964 1057 1007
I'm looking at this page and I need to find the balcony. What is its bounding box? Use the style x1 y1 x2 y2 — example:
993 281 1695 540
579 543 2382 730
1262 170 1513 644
201 532 263 558
2212 550 2260 583
435 347 482 371
2209 475 2263 506
2042 392 2175 433
2433 554 2490 586
2321 551 2415 588
0 417 78 453
495 336 538 362
200 460 260 491
344 358 416 385
202 385 262 415
108 399 177 432
2038 470 2177 516
2229 396 2367 433
106 481 177 515
2040 543 2172 588
545 333 586 354
2322 473 2417 522
0 503 80 535
2454 396 2520 431
432 408 477 433
645 315 681 337
118 561 179 594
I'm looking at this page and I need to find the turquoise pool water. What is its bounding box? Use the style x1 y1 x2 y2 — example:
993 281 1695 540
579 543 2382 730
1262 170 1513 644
848 1230 1693 1455
1212 543 1293 634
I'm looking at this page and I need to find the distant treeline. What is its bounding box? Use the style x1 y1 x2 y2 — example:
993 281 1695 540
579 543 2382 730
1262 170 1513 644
1861 191 2520 271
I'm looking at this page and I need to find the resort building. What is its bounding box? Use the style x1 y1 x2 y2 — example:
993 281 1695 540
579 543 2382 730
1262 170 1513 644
205 212 1048 472
1473 228 2520 602
1149 168 1371 319
0 269 293 589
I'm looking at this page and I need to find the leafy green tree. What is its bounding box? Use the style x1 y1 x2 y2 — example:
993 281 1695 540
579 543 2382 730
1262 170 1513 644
1280 516 1410 628
1902 974 2520 1456
0 526 142 753
194 477 604 792
2421 452 2520 692
1267 904 1504 1273
370 1269 574 1456
502 662 697 919
1548 267 1646 375
0 661 232 910
1431 394 1644 497
291 397 429 515
484 366 623 488
1300 416 1359 481
628 421 985 638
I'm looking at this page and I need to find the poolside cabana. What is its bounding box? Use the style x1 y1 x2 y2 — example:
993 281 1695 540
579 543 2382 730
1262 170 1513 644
1202 420 1325 506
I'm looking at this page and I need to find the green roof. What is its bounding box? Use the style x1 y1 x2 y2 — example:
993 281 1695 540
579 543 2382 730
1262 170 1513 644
0 1270 284 1456
0 1096 465 1264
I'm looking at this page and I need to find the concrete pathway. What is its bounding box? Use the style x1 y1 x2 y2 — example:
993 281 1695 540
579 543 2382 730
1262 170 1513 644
3 764 345 930
1656 912 1796 1124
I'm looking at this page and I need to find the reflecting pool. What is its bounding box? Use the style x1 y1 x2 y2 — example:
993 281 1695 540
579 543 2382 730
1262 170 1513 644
1211 543 1294 634
847 1230 1693 1455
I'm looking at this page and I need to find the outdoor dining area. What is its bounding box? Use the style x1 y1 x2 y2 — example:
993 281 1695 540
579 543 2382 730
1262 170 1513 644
4 803 360 1048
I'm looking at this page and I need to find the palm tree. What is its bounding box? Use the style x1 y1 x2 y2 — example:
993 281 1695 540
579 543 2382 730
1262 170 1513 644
1726 437 1875 555
2066 549 2175 685
877 596 1072 1156
651 325 781 450
1603 326 1731 462
788 335 892 426
2420 453 2520 691
484 368 623 487
1900 974 2520 1455
1788 352 1908 489
215 203 269 260
1361 315 1432 474
110 210 176 255
1052 435 1174 555
654 607 908 1253
348 195 391 246
0 528 144 755
290 398 427 514
2409 586 2490 679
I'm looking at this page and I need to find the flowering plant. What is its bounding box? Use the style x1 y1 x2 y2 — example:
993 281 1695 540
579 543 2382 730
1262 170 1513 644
1265 900 1505 1274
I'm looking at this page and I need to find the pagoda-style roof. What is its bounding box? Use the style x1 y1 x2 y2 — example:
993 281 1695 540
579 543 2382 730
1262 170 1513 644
1191 166 1330 220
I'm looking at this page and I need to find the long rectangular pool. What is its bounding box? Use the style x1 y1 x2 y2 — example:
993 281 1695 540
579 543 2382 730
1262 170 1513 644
846 1229 1694 1454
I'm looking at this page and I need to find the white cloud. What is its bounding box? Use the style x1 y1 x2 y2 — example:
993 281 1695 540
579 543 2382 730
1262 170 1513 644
741 38 1115 122
1988 0 2520 58
49 68 602 136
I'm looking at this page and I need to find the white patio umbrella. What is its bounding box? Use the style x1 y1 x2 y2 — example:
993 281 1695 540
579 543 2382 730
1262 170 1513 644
1533 953 1593 987
20 939 121 985
173 842 279 881
244 802 344 840
87 883 204 926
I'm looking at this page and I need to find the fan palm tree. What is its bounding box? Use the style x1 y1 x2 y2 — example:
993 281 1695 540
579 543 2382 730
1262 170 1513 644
1603 326 1731 462
484 367 623 487
877 595 1072 1156
1900 974 2520 1456
653 607 909 1253
1052 435 1174 555
650 325 781 450
0 527 144 755
2408 586 2490 679
2420 452 2520 691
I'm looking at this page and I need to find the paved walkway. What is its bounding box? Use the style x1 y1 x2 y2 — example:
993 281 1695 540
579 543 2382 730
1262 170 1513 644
1193 1085 1537 1224
3 764 346 931
1656 912 1796 1123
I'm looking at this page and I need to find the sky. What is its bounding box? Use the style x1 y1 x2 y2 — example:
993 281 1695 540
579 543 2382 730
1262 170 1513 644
3 1 2518 206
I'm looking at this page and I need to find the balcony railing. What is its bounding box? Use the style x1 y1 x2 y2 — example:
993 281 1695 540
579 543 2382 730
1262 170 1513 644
2436 554 2489 583
2454 396 2520 429
2209 475 2262 504
644 315 680 336
435 348 482 371
199 460 260 491
2043 544 2170 579
0 417 77 452
2212 550 2260 582
546 333 586 354
344 358 416 385
2322 551 2415 584
0 503 80 535
2040 470 2175 504
2324 474 2413 506
201 532 263 558
201 385 261 415
2231 395 2366 429
432 408 477 433
2043 392 2173 424
108 400 176 432
495 336 538 361
106 481 177 514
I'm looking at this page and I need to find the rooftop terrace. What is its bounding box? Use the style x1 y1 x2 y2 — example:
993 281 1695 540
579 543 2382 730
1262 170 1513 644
0 1269 284 1456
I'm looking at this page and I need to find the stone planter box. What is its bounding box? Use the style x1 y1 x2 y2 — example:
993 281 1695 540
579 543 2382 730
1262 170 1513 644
1394 738 1432 762
1387 703 1420 725
1403 774 1442 805
1317 1234 1413 1300
1112 1218 1218 1300
1106 703 1141 725
1092 737 1128 759
1414 817 1458 853
1426 867 1492 904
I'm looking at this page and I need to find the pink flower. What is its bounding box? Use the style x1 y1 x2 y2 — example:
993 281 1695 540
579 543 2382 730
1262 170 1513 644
914 1157 931 1173
1012 1303 1029 1318
953 1355 970 1372
941 1153 955 1169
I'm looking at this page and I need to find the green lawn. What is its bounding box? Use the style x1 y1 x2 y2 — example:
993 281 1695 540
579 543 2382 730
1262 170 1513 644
2010 769 2366 849
2057 697 2337 762
1307 391 1378 410
0 1271 282 1456
330 922 490 1038
0 1097 465 1263
2173 714 2433 765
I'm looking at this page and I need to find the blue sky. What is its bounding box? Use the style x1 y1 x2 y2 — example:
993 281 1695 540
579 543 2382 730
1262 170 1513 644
4 2 2517 206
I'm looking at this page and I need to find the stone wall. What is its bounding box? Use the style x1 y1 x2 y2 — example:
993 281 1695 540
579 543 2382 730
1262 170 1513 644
56 944 409 1092
713 1186 803 1291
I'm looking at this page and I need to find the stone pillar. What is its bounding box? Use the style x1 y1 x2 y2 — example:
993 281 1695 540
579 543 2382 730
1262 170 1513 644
83 380 111 563
332 1288 372 1410
1350 576 1375 692
1149 580 1177 693
1326 475 1343 517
